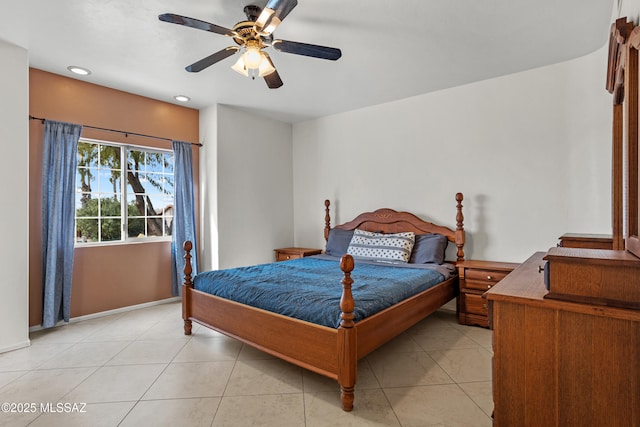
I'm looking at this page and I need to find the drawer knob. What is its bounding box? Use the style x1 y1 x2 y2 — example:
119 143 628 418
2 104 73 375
486 275 493 280
487 284 492 289
286 256 290 259
483 303 488 309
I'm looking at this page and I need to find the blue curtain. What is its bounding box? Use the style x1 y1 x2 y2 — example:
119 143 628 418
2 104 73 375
172 141 198 296
41 120 83 328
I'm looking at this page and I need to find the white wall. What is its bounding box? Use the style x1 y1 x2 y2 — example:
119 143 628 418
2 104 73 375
292 45 612 264
199 105 219 272
202 105 294 269
620 0 640 23
0 40 29 352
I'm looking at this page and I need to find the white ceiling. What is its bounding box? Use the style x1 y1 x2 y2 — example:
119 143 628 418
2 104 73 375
0 0 614 123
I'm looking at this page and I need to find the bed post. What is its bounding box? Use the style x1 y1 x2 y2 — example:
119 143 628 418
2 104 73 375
324 199 331 242
337 254 356 411
455 193 465 261
182 240 193 335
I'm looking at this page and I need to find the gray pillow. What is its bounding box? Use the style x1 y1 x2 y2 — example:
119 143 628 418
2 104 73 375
409 233 448 264
325 228 354 257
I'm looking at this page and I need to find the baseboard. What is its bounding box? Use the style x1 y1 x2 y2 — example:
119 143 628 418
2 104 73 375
28 297 181 333
0 339 31 354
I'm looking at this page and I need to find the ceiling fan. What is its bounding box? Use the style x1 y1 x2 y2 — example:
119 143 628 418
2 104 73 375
159 0 342 89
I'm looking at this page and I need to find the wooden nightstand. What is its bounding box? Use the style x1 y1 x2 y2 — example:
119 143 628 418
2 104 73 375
457 260 519 328
274 247 322 262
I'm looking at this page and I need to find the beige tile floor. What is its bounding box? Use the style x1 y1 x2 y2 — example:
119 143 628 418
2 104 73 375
0 302 493 426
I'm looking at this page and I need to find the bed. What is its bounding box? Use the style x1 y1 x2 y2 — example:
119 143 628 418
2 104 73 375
180 192 466 411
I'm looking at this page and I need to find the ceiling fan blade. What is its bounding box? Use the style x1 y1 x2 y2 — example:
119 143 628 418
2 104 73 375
272 39 341 60
254 0 298 35
159 13 235 37
186 47 239 73
264 69 284 89
262 53 283 89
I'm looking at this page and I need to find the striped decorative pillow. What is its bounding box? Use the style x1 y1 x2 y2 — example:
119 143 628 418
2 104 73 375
347 229 415 263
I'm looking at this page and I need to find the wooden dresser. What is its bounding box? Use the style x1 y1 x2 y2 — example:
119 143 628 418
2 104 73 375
456 260 518 328
274 247 322 262
486 251 640 426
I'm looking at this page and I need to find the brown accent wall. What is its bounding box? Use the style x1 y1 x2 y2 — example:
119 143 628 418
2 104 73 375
29 68 200 326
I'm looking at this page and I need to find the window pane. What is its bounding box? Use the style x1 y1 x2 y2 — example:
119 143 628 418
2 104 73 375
146 217 164 237
128 217 145 238
146 153 164 173
101 218 122 241
145 193 163 214
127 172 148 193
98 169 121 193
76 194 99 218
99 195 121 217
146 172 163 190
77 142 98 168
76 219 98 243
100 145 121 169
77 167 97 193
164 215 173 236
127 193 146 216
164 153 174 174
127 150 145 171
164 176 174 194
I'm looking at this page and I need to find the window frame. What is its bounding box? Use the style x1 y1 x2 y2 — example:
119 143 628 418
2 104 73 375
74 137 174 247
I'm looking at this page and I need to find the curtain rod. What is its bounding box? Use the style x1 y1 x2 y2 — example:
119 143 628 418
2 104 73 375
29 115 202 147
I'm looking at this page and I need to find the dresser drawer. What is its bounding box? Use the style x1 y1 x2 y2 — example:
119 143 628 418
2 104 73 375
463 293 488 316
464 269 510 291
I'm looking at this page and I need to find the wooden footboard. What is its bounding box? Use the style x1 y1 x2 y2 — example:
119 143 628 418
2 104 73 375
181 244 359 410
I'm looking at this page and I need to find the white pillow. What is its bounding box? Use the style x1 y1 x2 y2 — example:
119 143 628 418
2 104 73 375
347 229 415 263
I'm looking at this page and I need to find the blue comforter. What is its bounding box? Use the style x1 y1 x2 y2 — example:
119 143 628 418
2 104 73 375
194 256 448 328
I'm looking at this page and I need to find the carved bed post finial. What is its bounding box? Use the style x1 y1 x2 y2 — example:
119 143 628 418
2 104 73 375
338 254 356 411
324 199 331 242
182 240 194 335
455 193 465 262
339 255 355 328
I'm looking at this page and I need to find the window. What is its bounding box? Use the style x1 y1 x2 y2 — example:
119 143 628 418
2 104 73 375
75 139 174 244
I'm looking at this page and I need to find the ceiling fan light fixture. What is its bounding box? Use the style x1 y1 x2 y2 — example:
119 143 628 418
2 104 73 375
231 56 249 77
243 45 263 69
231 49 275 78
258 56 276 77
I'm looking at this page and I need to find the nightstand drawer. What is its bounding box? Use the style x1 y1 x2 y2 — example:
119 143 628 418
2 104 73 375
276 253 302 262
274 247 322 262
456 260 519 328
464 269 510 291
463 293 488 316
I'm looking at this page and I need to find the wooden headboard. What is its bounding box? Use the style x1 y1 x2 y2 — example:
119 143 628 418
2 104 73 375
324 193 465 261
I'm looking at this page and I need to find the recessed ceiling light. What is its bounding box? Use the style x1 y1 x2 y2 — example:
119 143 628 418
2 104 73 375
67 66 91 76
174 95 191 102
